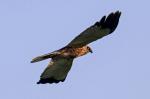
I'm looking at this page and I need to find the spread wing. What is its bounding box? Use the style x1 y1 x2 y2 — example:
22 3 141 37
37 57 74 84
67 11 121 48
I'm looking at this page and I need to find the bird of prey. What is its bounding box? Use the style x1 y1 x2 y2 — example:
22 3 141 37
31 11 121 84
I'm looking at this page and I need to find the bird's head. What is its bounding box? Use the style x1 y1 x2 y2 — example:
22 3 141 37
87 46 93 53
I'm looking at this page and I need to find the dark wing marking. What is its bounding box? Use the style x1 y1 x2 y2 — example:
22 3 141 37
67 11 121 48
37 57 74 84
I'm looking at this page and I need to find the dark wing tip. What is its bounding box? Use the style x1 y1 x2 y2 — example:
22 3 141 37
37 78 65 84
107 11 121 33
94 16 106 26
94 11 121 33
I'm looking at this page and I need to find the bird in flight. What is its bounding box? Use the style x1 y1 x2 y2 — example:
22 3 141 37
31 11 121 84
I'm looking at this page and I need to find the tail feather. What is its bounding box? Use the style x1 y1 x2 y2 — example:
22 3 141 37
31 52 60 63
31 54 50 63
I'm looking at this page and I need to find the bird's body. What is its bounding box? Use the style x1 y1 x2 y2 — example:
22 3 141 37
57 46 92 58
31 11 121 84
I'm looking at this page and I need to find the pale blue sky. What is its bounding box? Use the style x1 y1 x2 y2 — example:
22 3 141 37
0 0 150 99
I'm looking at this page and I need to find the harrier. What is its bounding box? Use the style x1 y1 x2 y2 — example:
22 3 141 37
31 11 121 84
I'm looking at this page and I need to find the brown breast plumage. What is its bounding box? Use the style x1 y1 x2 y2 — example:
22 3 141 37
60 46 89 58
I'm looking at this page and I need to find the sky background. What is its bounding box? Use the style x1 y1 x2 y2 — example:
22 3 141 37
0 0 150 99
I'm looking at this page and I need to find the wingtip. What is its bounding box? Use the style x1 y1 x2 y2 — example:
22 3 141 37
115 10 122 17
114 11 122 20
95 16 106 26
30 60 35 63
30 58 38 63
37 78 66 84
97 10 122 33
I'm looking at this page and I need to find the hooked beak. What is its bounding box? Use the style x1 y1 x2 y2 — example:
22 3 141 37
89 49 93 53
